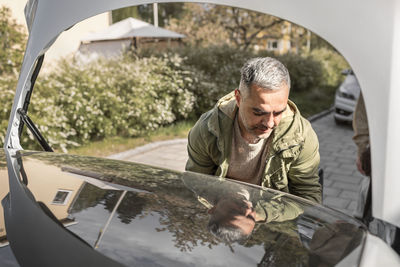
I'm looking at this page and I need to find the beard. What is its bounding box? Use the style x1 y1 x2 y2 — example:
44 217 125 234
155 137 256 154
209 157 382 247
248 125 273 141
251 125 274 139
238 112 274 143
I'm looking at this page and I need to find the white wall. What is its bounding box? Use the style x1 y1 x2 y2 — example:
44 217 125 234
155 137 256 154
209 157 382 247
0 0 111 67
0 0 26 25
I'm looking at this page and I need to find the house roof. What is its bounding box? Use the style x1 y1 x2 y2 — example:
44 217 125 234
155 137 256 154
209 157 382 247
81 17 185 42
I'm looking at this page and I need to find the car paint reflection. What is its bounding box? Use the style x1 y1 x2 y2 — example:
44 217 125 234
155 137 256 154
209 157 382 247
1 150 367 266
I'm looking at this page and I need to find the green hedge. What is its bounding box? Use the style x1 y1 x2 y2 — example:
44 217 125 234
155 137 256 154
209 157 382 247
177 45 255 116
309 47 349 87
4 56 195 151
278 53 324 92
168 45 329 117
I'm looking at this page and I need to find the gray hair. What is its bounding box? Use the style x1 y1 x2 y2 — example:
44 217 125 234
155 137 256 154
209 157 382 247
208 219 249 243
239 57 291 97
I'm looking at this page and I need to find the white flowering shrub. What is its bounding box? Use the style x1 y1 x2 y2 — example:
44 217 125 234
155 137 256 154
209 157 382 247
0 55 195 151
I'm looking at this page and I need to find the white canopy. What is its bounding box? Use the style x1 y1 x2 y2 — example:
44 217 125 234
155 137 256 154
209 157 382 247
81 17 185 42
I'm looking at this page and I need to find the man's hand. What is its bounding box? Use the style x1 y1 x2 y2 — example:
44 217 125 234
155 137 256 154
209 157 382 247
357 146 371 176
356 157 366 175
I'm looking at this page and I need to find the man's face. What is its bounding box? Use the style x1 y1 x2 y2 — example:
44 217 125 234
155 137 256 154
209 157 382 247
235 83 289 143
209 197 257 236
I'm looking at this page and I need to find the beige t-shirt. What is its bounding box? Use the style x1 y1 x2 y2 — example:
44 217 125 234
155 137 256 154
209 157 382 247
226 105 294 185
226 115 270 185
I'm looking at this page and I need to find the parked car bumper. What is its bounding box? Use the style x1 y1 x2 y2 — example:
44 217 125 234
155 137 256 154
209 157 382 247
334 95 357 122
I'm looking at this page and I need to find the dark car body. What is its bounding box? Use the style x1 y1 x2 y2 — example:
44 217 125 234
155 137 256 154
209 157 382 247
1 150 367 266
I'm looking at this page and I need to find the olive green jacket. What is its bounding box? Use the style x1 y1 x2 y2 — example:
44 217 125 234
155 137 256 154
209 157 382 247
185 92 321 203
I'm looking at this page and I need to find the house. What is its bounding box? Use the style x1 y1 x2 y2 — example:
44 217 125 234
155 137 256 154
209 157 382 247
255 21 311 55
76 17 185 62
0 0 111 67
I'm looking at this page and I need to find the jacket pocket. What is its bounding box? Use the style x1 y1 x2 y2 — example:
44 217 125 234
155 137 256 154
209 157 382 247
269 169 289 192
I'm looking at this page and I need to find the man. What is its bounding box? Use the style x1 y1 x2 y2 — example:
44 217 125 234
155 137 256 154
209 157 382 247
352 92 371 176
206 188 304 243
352 92 399 251
186 57 321 203
182 172 304 243
207 190 259 242
352 92 372 220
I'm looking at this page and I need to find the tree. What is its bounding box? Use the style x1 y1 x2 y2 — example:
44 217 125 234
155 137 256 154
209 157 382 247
168 4 284 51
0 6 26 76
112 3 184 27
167 3 230 47
112 6 140 24
210 6 283 51
0 6 27 147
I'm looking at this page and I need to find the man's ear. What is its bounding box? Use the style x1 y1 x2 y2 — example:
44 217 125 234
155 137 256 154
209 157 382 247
234 89 241 107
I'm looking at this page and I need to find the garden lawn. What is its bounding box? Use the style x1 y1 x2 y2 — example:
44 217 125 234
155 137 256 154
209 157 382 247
68 120 193 157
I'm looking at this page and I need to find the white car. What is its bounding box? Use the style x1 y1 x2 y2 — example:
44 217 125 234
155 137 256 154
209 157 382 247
334 70 361 124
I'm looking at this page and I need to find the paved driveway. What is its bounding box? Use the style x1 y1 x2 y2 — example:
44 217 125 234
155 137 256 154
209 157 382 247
111 112 368 217
312 113 368 217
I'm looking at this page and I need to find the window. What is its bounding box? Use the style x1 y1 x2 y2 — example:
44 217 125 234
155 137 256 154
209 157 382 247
52 190 72 205
267 40 279 50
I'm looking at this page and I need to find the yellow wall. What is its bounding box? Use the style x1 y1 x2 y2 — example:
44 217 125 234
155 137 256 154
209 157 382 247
23 160 84 219
0 169 9 242
256 21 296 55
0 159 84 241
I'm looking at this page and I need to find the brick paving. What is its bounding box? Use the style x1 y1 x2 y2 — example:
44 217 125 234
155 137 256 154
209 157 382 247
110 112 369 218
312 113 369 216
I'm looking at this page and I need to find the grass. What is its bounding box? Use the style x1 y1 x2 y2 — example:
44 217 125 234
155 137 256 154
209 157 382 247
68 120 194 158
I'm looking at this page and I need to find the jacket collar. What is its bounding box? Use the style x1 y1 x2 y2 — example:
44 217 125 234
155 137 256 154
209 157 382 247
207 91 237 139
217 91 237 120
